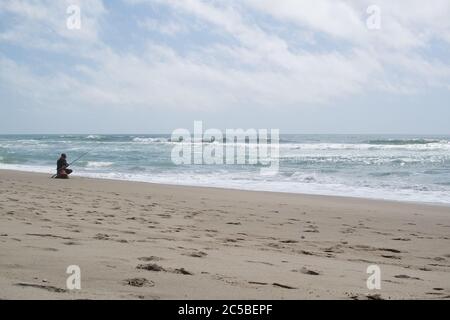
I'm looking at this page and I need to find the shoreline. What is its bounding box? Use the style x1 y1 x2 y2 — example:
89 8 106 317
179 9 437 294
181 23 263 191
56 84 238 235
1 169 449 299
1 167 449 208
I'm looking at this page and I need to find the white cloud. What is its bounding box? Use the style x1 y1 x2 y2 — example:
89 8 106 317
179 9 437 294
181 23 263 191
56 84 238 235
246 0 365 42
0 0 449 115
246 0 450 49
137 18 188 36
0 0 106 51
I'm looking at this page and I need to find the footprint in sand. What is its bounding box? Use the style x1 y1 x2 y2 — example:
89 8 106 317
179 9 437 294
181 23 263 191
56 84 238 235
323 246 344 254
136 263 193 275
248 281 268 285
394 274 422 280
379 248 402 253
224 238 239 243
304 224 319 233
341 227 356 234
173 268 193 275
294 267 321 276
136 263 165 272
366 293 384 300
419 267 432 271
26 233 72 240
63 241 80 246
272 283 297 289
433 256 446 262
93 233 112 240
392 237 411 241
381 255 401 260
124 278 155 288
280 239 299 244
15 282 66 293
246 260 274 266
184 251 207 258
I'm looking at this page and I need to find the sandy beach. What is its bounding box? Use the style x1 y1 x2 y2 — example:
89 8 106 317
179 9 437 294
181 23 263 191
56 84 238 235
0 169 449 300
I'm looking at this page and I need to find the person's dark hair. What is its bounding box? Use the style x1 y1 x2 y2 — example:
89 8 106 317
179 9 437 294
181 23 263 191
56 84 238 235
61 153 67 158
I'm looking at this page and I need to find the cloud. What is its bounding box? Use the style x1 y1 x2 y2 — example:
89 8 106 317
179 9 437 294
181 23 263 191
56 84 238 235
0 0 106 53
137 18 188 36
0 0 449 116
246 0 365 42
246 0 450 49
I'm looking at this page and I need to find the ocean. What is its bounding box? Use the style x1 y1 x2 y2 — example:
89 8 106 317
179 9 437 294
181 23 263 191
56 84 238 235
1 134 449 205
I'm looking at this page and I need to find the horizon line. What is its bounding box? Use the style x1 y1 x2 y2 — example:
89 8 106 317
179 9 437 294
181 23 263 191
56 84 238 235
1 132 450 136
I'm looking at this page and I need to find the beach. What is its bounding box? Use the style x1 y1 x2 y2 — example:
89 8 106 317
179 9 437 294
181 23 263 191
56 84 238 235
0 169 449 300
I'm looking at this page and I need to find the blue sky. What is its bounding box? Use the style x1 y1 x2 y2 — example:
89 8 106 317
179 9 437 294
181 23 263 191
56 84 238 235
1 0 450 134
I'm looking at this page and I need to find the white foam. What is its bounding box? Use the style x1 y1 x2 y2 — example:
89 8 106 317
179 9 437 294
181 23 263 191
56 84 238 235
69 170 450 205
86 161 114 168
0 163 54 174
132 137 168 143
2 162 450 206
285 142 450 151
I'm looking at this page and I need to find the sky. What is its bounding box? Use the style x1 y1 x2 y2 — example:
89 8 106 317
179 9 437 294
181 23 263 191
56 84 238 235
0 0 450 134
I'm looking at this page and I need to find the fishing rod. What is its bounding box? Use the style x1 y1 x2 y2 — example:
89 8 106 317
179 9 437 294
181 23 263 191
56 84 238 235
68 149 92 166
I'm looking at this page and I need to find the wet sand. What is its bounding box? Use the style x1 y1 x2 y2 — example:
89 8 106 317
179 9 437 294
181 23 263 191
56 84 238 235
0 169 449 299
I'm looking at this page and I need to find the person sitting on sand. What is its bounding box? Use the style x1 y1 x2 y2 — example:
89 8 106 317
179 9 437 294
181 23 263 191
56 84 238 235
56 153 73 179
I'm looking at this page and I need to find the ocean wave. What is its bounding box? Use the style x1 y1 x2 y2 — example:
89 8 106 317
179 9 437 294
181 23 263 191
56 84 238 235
369 171 412 177
286 142 450 151
1 134 450 205
77 171 450 205
281 155 449 165
1 163 450 205
86 135 101 140
132 137 168 143
0 154 29 164
86 161 114 168
366 139 443 145
289 171 317 182
129 166 146 171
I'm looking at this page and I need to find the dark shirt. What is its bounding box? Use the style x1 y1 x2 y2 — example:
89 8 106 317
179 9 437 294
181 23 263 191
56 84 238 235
57 158 68 172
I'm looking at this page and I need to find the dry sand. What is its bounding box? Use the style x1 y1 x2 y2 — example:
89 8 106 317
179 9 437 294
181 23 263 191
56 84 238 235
0 169 449 300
